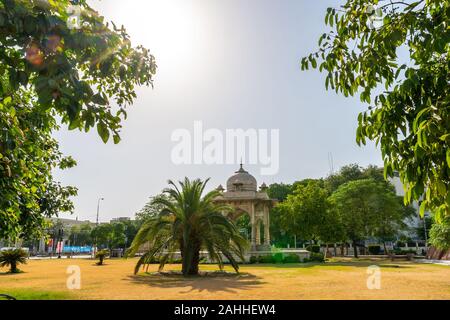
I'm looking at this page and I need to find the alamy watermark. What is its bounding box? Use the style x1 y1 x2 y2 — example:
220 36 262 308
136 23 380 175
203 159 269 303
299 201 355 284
66 265 81 290
366 265 381 290
171 121 280 175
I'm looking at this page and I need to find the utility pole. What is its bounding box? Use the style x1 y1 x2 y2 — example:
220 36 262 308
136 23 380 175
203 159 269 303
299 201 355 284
96 197 104 226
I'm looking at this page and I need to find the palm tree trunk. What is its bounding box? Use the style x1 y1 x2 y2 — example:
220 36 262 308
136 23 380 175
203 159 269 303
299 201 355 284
188 249 200 275
11 261 17 273
182 240 201 276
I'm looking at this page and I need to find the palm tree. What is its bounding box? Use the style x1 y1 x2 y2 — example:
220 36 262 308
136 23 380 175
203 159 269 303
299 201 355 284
95 249 109 265
127 178 247 276
0 248 28 273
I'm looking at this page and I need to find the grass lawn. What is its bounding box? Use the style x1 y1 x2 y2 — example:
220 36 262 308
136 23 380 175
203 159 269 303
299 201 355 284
0 257 449 300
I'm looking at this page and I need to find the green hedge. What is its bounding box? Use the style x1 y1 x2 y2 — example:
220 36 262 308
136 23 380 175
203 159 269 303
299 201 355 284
250 253 301 264
282 253 300 263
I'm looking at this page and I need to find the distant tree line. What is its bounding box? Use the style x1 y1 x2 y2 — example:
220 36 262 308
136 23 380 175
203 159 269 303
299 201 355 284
268 164 420 257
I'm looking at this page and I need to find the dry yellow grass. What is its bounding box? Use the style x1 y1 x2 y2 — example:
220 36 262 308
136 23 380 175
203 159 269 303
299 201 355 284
1 257 449 300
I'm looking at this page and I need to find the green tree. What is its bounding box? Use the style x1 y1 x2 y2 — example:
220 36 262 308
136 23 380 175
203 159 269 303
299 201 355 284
277 180 329 244
91 223 113 249
317 209 346 257
267 183 294 201
370 187 415 253
68 223 92 246
0 0 156 239
328 179 408 257
429 217 450 250
121 220 139 248
303 0 449 219
267 183 294 247
0 86 77 240
127 178 247 276
135 194 168 225
111 222 126 248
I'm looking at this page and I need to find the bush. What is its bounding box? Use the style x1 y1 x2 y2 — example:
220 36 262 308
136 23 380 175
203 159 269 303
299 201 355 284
272 252 284 264
249 256 257 264
282 253 300 263
257 255 274 263
394 249 416 255
306 245 321 253
306 252 325 262
0 248 28 273
368 245 381 255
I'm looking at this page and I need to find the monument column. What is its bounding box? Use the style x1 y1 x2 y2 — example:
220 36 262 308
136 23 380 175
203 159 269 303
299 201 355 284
264 205 271 245
250 202 257 249
256 222 261 246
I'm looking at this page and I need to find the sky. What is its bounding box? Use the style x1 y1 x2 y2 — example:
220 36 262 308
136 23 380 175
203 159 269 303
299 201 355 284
54 0 383 222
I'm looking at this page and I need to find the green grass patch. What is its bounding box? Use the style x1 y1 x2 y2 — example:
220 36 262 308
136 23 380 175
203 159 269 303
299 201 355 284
0 289 74 300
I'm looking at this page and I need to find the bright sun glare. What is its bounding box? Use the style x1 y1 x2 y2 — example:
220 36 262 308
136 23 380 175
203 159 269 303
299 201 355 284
92 0 198 62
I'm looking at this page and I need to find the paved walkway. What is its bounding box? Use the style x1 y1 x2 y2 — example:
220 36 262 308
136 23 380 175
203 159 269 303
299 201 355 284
29 255 93 260
418 259 450 266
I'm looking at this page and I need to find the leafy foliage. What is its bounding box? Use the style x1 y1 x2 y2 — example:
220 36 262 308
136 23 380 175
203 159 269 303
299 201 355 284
0 0 156 239
0 84 77 239
0 248 27 273
134 194 169 224
276 180 332 242
127 178 247 276
0 0 156 142
429 217 450 250
68 223 92 246
302 0 449 220
266 183 295 247
328 178 411 257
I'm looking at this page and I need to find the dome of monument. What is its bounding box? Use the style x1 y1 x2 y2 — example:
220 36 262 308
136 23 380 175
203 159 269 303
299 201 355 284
226 164 257 192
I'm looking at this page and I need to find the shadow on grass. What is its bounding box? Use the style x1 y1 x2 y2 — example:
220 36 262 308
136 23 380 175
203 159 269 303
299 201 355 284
126 271 265 294
0 270 26 275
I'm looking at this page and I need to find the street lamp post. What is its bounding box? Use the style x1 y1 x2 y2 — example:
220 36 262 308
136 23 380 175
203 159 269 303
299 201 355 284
57 228 64 259
96 197 104 226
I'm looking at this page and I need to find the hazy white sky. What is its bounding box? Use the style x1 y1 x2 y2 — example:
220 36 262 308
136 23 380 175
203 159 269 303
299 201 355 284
55 0 382 222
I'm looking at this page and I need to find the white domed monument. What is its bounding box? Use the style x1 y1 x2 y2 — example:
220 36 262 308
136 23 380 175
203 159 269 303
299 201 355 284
214 163 277 251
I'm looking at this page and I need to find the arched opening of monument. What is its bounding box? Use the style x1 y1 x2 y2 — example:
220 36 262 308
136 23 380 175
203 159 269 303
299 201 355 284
257 220 265 245
235 214 251 241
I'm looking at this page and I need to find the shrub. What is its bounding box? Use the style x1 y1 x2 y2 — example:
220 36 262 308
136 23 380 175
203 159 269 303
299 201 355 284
257 255 274 263
272 252 284 264
307 252 325 262
282 253 300 263
169 258 183 264
95 249 110 265
306 245 321 253
394 249 416 255
368 245 381 255
0 248 28 273
249 256 257 264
